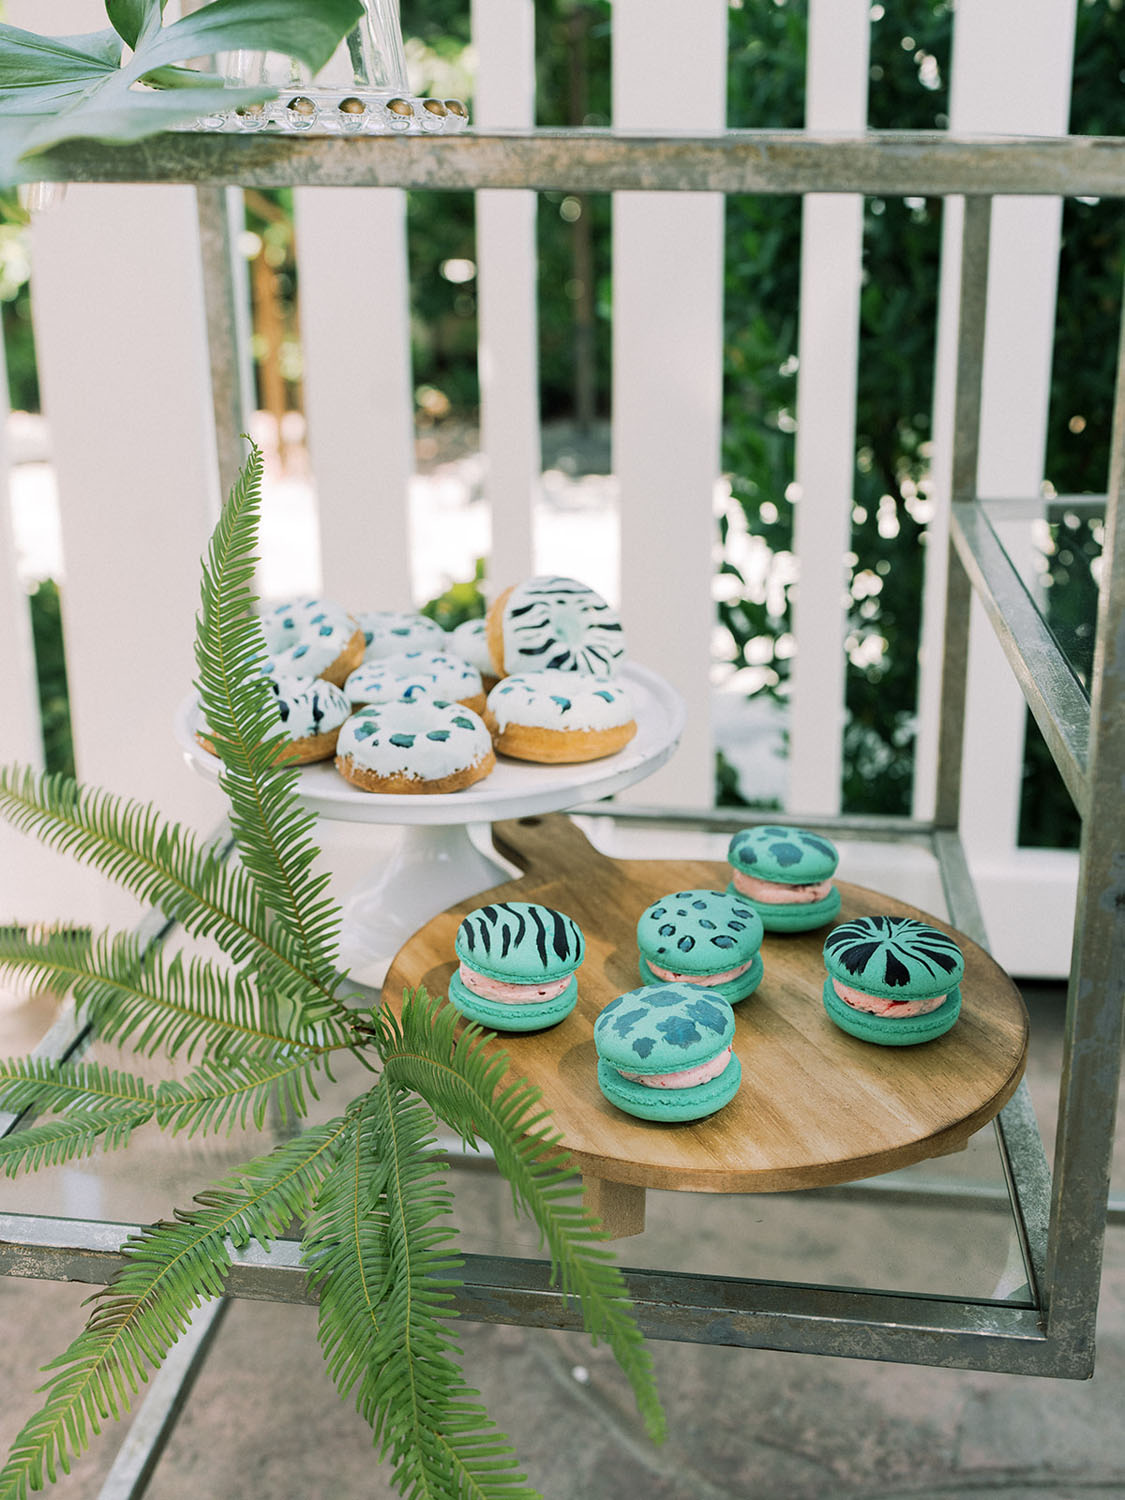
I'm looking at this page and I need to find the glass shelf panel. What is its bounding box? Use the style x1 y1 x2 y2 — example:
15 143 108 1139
981 495 1104 698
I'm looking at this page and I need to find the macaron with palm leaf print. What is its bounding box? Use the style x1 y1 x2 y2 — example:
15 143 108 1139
636 889 764 1003
727 825 842 932
450 900 584 1032
822 915 964 1045
594 984 741 1122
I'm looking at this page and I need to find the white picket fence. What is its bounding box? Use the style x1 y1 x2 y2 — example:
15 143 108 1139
0 0 1090 974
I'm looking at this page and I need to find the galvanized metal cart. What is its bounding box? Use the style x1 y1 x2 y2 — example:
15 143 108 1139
1 125 1123 1496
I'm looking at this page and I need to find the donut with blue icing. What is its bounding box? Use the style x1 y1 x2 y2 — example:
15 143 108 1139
357 610 447 662
487 575 626 678
484 670 636 763
335 698 495 794
259 598 364 686
343 650 485 714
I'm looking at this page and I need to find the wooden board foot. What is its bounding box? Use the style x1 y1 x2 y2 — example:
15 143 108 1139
583 1176 646 1239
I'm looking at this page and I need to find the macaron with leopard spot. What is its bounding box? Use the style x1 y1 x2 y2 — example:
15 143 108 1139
449 900 584 1032
726 825 842 933
343 650 486 714
485 670 636 763
487 574 626 678
822 915 964 1046
636 889 764 1003
594 983 741 1123
334 698 494 794
259 598 364 686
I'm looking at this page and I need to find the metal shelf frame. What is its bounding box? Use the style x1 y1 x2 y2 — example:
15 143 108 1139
3 126 1125 1495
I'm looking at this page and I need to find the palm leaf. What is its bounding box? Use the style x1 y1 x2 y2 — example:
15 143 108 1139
0 1109 152 1177
0 769 339 1019
0 1119 347 1499
0 926 356 1062
371 990 665 1446
194 440 342 996
155 1050 331 1136
305 1086 536 1500
0 1056 155 1119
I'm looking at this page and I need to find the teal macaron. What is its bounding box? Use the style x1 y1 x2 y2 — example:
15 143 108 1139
726 825 842 933
449 900 584 1032
636 889 764 1003
594 983 741 1122
822 915 965 1046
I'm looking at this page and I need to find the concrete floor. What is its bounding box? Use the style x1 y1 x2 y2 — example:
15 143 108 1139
2 975 1123 1499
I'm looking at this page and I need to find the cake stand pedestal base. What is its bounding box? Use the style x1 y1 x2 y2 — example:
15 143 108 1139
337 823 513 990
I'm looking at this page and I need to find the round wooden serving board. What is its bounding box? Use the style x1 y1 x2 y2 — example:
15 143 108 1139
383 815 1029 1196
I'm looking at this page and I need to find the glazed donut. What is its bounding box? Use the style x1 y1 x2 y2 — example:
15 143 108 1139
487 575 626 677
197 673 351 765
335 698 495 793
342 650 486 715
447 618 500 692
357 610 446 661
259 598 364 687
484 670 636 763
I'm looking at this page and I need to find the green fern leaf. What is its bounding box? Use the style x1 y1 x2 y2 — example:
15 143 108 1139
155 1050 330 1136
371 990 665 1446
305 1086 536 1500
0 926 355 1062
0 1056 155 1119
0 770 338 1019
0 1120 348 1500
194 440 342 996
0 1109 152 1177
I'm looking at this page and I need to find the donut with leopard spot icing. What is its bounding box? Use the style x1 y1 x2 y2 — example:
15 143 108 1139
259 598 364 687
484 669 636 763
335 698 495 794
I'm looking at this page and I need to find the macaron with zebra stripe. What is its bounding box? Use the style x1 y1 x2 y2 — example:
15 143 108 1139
450 900 585 1032
822 915 965 1045
636 889 764 1003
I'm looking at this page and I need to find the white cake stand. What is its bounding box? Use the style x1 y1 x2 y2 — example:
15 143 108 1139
175 664 685 986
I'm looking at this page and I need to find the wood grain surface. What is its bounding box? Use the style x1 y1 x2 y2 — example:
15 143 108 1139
383 815 1029 1194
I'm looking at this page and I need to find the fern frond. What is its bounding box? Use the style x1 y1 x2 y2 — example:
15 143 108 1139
0 1056 155 1120
194 441 342 996
0 1120 347 1500
0 1109 151 1177
0 770 339 1021
155 1050 330 1137
372 990 665 1446
0 926 354 1063
304 1086 535 1500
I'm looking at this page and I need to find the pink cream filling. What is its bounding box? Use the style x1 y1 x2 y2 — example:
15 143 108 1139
831 977 948 1018
619 1046 733 1091
459 962 571 1006
731 868 834 905
645 957 754 986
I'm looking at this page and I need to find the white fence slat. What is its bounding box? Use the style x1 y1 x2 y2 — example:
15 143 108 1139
0 350 41 770
29 184 227 927
471 0 538 595
295 187 415 610
613 0 727 807
787 1 870 816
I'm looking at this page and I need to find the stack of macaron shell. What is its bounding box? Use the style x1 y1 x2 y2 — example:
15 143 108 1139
636 889 764 1003
449 900 585 1032
822 915 965 1045
727 825 842 932
594 984 741 1122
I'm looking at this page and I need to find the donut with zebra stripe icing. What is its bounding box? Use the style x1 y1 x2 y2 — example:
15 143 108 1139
197 673 351 765
450 900 585 1032
487 575 626 678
